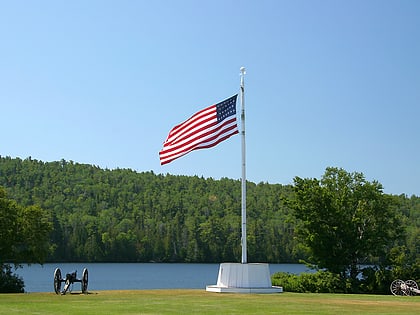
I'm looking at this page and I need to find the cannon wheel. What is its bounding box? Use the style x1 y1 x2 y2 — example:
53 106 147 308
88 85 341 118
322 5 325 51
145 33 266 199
54 268 62 294
405 280 418 296
81 268 88 293
390 279 406 296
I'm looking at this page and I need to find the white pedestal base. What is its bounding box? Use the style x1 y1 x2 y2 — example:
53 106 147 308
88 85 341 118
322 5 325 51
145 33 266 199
206 263 283 294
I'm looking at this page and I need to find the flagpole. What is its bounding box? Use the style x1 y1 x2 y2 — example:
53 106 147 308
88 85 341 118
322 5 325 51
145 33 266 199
206 67 282 293
240 66 247 264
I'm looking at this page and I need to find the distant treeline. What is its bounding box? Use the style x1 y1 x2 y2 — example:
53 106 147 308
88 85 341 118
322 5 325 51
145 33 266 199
0 156 418 263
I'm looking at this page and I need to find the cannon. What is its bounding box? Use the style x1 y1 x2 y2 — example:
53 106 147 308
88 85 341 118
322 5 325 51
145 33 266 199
390 279 419 296
54 268 88 295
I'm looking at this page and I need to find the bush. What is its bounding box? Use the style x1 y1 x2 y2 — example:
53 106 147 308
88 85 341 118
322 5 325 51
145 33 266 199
0 264 25 293
271 271 347 293
358 264 420 295
272 264 420 294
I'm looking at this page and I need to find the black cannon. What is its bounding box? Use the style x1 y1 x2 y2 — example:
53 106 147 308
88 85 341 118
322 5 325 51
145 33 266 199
54 268 88 295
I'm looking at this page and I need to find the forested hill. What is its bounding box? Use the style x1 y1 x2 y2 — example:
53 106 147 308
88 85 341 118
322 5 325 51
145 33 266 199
0 156 297 263
0 155 418 263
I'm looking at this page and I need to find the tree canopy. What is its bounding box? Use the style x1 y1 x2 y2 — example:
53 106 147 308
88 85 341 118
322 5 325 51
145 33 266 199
0 186 52 292
0 187 52 265
291 167 404 280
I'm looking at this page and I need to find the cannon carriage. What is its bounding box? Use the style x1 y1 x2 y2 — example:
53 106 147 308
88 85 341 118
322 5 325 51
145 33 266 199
390 279 419 296
54 268 88 295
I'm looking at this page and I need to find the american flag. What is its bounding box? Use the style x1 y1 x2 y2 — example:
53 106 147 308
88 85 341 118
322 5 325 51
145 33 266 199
159 95 239 165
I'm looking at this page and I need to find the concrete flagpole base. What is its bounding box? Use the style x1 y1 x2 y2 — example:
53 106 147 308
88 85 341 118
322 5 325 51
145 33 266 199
206 263 283 294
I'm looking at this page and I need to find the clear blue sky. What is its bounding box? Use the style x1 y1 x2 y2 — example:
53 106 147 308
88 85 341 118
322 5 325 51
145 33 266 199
1 1 419 196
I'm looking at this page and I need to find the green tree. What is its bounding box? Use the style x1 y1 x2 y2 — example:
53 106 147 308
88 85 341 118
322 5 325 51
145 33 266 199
291 167 402 280
0 186 52 292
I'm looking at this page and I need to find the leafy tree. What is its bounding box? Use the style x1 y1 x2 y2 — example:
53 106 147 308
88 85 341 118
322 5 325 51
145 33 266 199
291 167 403 281
0 186 52 292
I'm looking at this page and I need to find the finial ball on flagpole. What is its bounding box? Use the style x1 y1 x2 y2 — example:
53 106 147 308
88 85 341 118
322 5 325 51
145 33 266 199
240 67 246 74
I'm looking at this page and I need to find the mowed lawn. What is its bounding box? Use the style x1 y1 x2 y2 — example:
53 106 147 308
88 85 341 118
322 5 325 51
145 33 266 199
0 290 419 315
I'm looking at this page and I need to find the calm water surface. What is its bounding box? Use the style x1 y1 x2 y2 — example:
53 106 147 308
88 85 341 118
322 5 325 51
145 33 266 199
15 263 313 293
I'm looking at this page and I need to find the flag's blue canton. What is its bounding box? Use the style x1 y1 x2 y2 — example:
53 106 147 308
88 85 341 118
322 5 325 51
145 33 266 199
216 95 237 122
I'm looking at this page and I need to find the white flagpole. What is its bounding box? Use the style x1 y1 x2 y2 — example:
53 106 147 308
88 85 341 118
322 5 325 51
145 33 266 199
207 67 281 294
240 66 247 264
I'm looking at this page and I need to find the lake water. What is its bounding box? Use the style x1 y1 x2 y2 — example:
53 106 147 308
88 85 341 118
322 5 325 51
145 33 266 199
15 263 313 293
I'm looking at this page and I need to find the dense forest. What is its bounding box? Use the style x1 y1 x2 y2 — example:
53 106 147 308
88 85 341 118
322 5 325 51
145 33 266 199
0 155 419 264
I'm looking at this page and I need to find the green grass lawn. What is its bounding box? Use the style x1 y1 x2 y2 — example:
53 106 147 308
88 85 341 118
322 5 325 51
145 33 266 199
0 290 419 315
